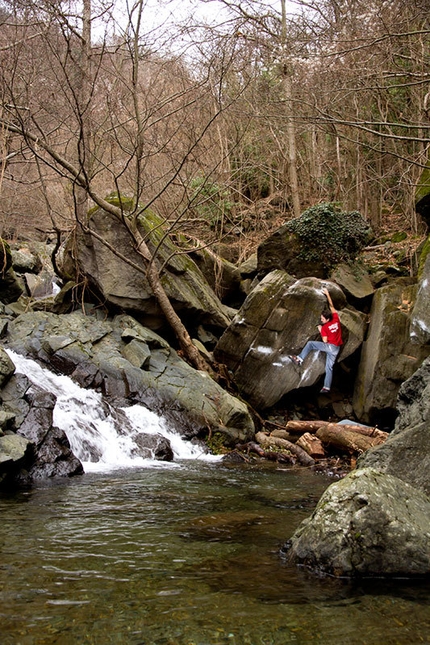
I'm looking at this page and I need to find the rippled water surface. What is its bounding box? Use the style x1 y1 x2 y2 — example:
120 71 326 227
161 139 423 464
1 461 430 645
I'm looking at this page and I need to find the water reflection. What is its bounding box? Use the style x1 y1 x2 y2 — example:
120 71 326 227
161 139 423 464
1 462 429 645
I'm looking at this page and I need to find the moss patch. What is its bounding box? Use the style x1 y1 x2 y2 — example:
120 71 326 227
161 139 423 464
285 203 372 271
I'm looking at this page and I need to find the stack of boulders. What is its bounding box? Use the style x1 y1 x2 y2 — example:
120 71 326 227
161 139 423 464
284 355 430 577
1 199 429 497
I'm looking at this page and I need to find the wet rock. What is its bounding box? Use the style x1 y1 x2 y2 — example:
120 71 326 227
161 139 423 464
0 434 33 485
5 311 255 445
0 346 16 388
133 433 173 461
285 468 430 577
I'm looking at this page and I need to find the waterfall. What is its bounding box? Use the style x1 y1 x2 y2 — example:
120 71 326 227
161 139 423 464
6 350 220 472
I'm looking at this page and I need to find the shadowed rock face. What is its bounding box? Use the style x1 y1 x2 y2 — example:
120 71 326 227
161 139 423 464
285 357 430 578
352 279 429 425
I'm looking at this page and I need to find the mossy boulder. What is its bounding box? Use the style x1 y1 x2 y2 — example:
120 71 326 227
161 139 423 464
257 203 372 278
61 196 231 332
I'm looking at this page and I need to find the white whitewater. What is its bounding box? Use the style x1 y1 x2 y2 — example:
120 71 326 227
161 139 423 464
6 350 220 472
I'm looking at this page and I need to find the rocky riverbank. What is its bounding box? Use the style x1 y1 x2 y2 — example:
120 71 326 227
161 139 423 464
1 200 430 577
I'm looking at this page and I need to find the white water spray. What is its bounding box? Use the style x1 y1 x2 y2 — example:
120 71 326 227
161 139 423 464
6 350 220 472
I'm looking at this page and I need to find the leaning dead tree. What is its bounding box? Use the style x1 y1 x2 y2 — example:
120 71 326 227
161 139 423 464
0 0 243 373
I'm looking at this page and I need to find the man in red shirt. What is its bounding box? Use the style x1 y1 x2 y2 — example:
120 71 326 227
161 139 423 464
289 288 343 393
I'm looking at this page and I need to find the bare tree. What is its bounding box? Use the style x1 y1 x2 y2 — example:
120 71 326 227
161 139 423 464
0 0 246 372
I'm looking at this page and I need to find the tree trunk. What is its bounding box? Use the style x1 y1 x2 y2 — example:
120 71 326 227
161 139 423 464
316 424 385 455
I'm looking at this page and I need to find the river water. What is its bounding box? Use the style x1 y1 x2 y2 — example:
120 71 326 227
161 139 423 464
1 354 430 644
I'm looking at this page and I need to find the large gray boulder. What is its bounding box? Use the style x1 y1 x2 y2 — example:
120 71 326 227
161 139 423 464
5 310 254 446
352 279 430 425
357 355 430 495
410 253 430 345
61 201 231 331
214 271 366 409
329 263 374 301
286 355 430 577
285 468 430 577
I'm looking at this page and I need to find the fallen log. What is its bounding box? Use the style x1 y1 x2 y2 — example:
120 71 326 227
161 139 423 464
236 441 295 464
336 424 388 441
296 432 326 459
285 420 329 434
316 424 386 455
269 429 299 443
255 432 315 467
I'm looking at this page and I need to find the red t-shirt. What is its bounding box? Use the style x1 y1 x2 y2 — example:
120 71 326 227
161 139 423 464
321 312 343 346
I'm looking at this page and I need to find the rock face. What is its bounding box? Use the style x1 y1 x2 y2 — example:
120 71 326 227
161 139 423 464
357 355 430 495
285 356 430 577
352 279 429 425
410 253 430 345
61 203 231 332
284 468 430 577
0 361 84 486
214 272 365 409
5 310 255 446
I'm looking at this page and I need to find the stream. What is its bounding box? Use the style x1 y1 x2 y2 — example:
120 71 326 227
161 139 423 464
1 354 430 644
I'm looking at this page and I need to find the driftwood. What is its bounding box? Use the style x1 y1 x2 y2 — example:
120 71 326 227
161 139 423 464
255 432 315 467
236 419 388 466
316 423 386 455
335 424 388 441
296 432 326 458
285 419 387 440
285 420 329 434
236 441 295 464
269 429 299 443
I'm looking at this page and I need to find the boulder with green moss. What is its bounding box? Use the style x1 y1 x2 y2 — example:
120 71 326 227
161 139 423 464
257 203 372 279
61 198 231 332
